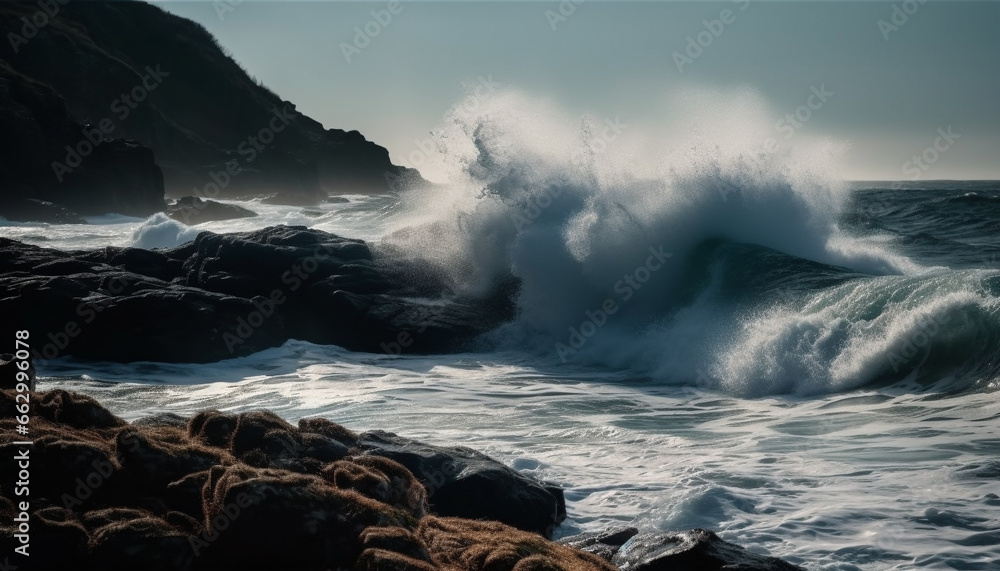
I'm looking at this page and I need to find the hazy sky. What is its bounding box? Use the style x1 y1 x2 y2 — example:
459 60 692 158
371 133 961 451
157 1 999 181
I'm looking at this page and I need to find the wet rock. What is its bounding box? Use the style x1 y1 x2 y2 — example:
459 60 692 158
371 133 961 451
0 225 516 363
0 197 87 224
559 526 639 561
166 196 258 225
359 430 566 536
612 530 802 571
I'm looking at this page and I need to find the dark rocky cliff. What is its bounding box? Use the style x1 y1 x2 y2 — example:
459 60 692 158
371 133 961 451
0 0 420 217
0 59 165 217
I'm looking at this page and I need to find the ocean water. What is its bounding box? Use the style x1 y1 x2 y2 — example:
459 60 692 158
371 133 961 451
4 91 1000 569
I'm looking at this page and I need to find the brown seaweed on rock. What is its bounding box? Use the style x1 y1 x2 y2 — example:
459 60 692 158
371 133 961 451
0 389 611 570
0 389 802 571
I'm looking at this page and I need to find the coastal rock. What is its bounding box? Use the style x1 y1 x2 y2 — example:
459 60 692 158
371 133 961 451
0 225 516 363
0 197 87 224
34 389 126 429
0 62 165 219
612 530 803 571
359 430 567 536
559 526 640 561
165 196 258 225
0 1 422 200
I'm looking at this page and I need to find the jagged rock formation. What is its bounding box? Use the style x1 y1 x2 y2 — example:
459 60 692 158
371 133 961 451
0 225 517 362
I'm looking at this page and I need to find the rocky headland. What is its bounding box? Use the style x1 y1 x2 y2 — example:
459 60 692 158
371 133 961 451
165 197 259 226
0 0 422 224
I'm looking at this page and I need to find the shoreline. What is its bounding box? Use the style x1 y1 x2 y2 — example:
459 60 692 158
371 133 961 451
0 387 801 570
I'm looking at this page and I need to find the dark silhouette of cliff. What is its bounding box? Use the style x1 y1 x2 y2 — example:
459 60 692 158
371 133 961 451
0 57 165 218
0 0 420 216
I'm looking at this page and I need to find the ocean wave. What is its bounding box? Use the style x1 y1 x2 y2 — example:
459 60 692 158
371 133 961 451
130 212 201 249
369 87 997 395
